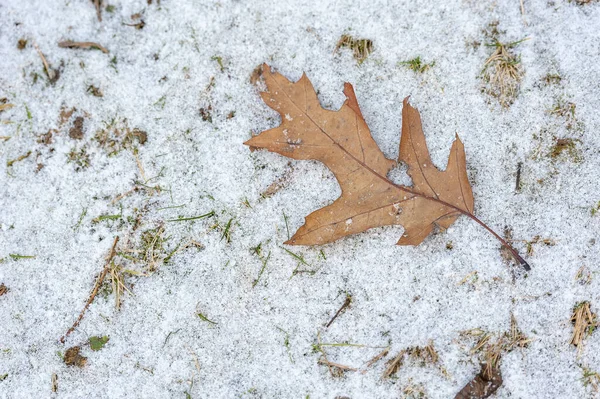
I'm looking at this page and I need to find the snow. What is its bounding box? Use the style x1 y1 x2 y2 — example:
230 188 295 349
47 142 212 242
1 0 599 398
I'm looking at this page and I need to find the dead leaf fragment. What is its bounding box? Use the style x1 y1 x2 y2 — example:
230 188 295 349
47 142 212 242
0 283 8 297
64 346 87 367
69 117 85 140
245 64 473 248
455 363 503 399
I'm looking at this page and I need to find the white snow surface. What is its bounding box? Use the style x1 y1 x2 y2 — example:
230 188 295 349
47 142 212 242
1 0 600 398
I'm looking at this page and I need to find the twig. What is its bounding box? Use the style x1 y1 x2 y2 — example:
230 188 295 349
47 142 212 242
59 236 119 343
326 294 352 328
58 41 108 53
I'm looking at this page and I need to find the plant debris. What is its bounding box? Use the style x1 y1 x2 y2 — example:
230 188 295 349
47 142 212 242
570 301 597 350
549 138 582 162
335 34 373 64
69 116 85 140
398 56 435 73
457 314 531 398
7 151 31 167
0 284 8 297
382 340 442 379
481 39 526 107
60 237 119 343
87 85 103 97
33 43 60 84
326 294 352 328
93 118 147 155
64 346 87 367
455 363 503 399
58 40 109 53
89 335 110 351
246 64 530 269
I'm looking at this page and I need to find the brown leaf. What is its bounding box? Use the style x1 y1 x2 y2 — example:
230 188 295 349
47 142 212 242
455 363 503 399
245 64 473 247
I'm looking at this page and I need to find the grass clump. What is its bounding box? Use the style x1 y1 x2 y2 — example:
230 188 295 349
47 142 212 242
460 314 531 382
581 365 600 393
382 340 443 379
591 201 600 216
94 118 147 156
335 34 373 64
398 56 435 73
570 301 597 351
542 73 562 85
549 99 576 128
481 39 527 107
67 146 91 170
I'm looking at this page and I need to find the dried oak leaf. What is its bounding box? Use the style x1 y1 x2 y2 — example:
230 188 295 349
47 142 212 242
245 64 474 247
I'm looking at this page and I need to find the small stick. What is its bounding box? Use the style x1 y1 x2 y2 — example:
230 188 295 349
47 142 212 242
59 236 119 343
326 294 352 328
58 40 108 53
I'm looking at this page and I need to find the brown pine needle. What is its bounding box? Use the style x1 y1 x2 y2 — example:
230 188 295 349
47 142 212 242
59 236 119 343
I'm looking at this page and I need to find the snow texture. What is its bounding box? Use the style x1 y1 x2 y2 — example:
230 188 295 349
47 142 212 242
1 0 599 398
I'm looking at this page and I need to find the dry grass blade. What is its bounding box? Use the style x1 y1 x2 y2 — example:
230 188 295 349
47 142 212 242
581 365 600 392
93 0 102 22
335 34 373 64
59 236 119 343
58 40 109 53
382 349 406 378
363 347 390 369
33 43 57 83
0 103 14 112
